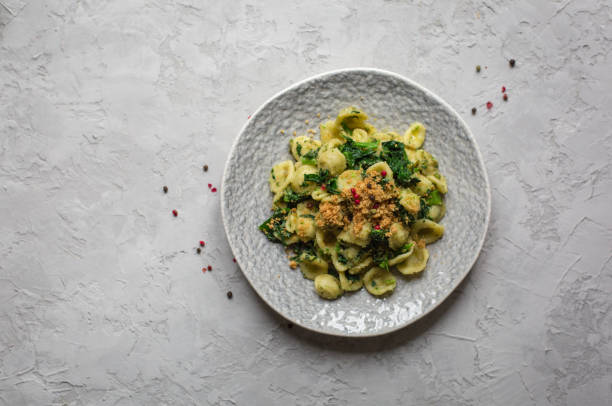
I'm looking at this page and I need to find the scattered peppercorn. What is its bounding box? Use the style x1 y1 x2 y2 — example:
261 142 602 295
471 107 477 115
375 224 381 230
227 291 233 299
203 164 208 172
196 248 201 254
509 59 516 67
202 267 207 273
207 265 212 271
163 186 168 194
211 187 217 193
232 258 236 263
486 101 493 109
199 241 205 247
476 65 481 73
172 209 178 217
381 170 387 177
502 86 506 93
503 93 508 101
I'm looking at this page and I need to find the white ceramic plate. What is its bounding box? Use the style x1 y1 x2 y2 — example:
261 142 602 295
221 68 490 337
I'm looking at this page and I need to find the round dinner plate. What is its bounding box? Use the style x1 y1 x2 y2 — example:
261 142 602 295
221 68 490 337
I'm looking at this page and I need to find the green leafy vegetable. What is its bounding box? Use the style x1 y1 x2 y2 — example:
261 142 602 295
291 242 317 262
259 208 292 243
345 272 360 281
300 148 318 165
369 228 387 244
282 189 309 206
339 137 379 169
296 143 302 156
417 198 430 220
380 141 414 186
304 169 340 194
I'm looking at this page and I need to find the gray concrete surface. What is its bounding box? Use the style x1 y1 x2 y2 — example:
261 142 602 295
1 0 611 404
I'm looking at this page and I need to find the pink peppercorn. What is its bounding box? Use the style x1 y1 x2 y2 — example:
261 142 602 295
381 170 387 177
486 101 493 109
375 225 381 230
172 210 178 217
211 187 217 192
199 241 205 247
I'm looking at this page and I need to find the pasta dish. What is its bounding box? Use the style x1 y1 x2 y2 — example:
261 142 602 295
259 107 447 300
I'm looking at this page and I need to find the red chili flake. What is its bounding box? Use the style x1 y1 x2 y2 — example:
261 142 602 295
321 185 326 190
503 93 508 101
354 199 360 205
502 86 506 93
199 241 205 247
232 258 236 263
381 170 387 177
202 267 207 273
486 101 493 109
207 265 212 271
374 225 381 230
208 183 212 188
211 187 217 192
172 209 178 217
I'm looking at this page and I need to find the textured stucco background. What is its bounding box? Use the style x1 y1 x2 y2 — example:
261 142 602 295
1 0 611 405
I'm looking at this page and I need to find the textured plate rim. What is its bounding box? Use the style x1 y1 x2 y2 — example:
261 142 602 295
221 67 491 338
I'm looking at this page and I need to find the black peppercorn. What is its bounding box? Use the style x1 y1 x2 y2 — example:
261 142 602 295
203 164 208 172
227 291 233 299
509 59 516 67
471 107 477 115
163 186 168 193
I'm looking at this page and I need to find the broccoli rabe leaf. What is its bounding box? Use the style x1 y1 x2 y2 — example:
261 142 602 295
282 189 309 206
259 208 292 244
300 148 319 165
303 169 340 194
339 137 379 169
380 141 414 187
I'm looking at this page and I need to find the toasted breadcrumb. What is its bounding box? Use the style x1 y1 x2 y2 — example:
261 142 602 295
316 197 347 229
289 260 298 269
339 174 399 234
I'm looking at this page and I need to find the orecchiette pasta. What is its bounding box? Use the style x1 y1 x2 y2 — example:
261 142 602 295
259 107 447 300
